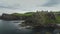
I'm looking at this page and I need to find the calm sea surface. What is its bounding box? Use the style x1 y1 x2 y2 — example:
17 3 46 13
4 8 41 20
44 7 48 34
0 20 32 34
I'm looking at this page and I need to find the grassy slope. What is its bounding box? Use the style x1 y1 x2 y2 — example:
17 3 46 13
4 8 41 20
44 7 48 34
56 15 60 24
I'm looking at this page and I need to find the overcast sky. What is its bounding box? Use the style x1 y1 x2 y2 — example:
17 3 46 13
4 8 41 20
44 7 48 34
0 0 60 14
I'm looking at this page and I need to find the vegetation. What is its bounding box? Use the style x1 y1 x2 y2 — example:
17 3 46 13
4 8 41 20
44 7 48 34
20 11 60 34
11 12 35 17
1 11 60 34
21 11 57 26
1 11 60 24
54 12 60 24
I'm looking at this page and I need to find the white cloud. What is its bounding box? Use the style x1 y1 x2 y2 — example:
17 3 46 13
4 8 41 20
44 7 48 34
42 0 60 6
0 0 48 9
0 0 60 14
0 8 32 14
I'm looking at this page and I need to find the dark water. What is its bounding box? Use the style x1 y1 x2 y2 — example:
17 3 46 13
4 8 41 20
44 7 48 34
0 20 32 34
0 20 60 34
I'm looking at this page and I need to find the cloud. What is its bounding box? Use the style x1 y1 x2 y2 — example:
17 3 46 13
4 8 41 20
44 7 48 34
0 0 60 14
0 8 33 15
0 0 48 10
42 0 60 7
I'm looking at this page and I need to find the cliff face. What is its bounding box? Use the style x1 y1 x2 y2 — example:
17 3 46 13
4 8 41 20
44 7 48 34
0 13 26 20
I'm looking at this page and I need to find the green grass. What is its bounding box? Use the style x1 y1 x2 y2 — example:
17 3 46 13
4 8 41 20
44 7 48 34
55 15 60 24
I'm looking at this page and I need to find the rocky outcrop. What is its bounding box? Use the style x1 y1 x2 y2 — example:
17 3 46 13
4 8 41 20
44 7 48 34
21 11 59 32
0 13 26 20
